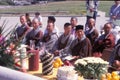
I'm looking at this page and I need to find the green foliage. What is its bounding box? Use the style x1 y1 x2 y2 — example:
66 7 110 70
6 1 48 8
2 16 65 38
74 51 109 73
0 1 9 5
0 19 33 70
74 57 108 79
0 1 114 16
0 52 14 68
0 0 14 5
0 20 18 69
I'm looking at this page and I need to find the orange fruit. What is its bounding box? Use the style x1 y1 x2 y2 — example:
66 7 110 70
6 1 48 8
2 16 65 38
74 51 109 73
55 58 63 66
59 61 63 66
106 73 112 80
112 71 118 77
55 58 61 62
101 74 106 80
53 62 60 68
112 76 119 80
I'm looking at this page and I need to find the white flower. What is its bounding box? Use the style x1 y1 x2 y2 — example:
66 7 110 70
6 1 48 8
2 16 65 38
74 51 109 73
75 57 109 65
75 59 87 65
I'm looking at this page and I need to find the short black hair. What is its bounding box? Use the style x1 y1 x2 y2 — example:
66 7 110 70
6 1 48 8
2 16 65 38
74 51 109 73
104 23 112 29
75 25 84 31
64 23 71 28
25 13 29 16
48 16 56 23
35 12 40 15
71 17 78 22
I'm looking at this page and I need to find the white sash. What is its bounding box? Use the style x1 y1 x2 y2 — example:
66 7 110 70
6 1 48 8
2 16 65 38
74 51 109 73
105 32 111 39
89 27 95 34
113 4 120 15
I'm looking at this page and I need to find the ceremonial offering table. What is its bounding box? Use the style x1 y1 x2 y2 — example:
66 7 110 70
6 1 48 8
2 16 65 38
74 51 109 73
28 63 84 80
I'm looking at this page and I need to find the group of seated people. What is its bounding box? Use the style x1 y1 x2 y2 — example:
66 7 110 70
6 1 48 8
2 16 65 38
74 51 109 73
3 14 120 71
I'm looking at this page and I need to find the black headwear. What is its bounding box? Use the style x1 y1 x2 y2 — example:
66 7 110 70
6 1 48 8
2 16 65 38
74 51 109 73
48 16 56 23
75 25 84 31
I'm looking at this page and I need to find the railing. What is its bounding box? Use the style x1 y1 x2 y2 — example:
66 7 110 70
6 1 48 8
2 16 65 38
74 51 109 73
0 66 46 80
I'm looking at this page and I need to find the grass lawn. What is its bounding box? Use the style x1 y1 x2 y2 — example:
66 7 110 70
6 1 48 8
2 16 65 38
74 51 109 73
0 1 114 16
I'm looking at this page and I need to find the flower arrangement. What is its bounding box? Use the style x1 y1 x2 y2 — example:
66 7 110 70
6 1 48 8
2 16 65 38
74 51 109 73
0 20 18 69
0 19 31 70
74 57 109 79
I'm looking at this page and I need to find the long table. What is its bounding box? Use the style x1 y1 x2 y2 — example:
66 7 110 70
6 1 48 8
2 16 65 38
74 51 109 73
28 63 84 80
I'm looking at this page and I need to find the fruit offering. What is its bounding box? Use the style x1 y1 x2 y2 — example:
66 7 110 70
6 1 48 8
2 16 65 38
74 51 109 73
101 71 120 80
64 60 72 66
53 57 63 68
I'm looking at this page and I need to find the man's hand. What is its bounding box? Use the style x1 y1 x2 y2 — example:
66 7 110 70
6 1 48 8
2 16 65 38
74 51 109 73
72 56 79 59
90 8 94 12
54 50 59 56
113 60 120 70
112 16 117 20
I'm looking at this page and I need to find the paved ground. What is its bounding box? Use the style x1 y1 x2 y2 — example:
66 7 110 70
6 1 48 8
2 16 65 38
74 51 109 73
0 16 109 36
